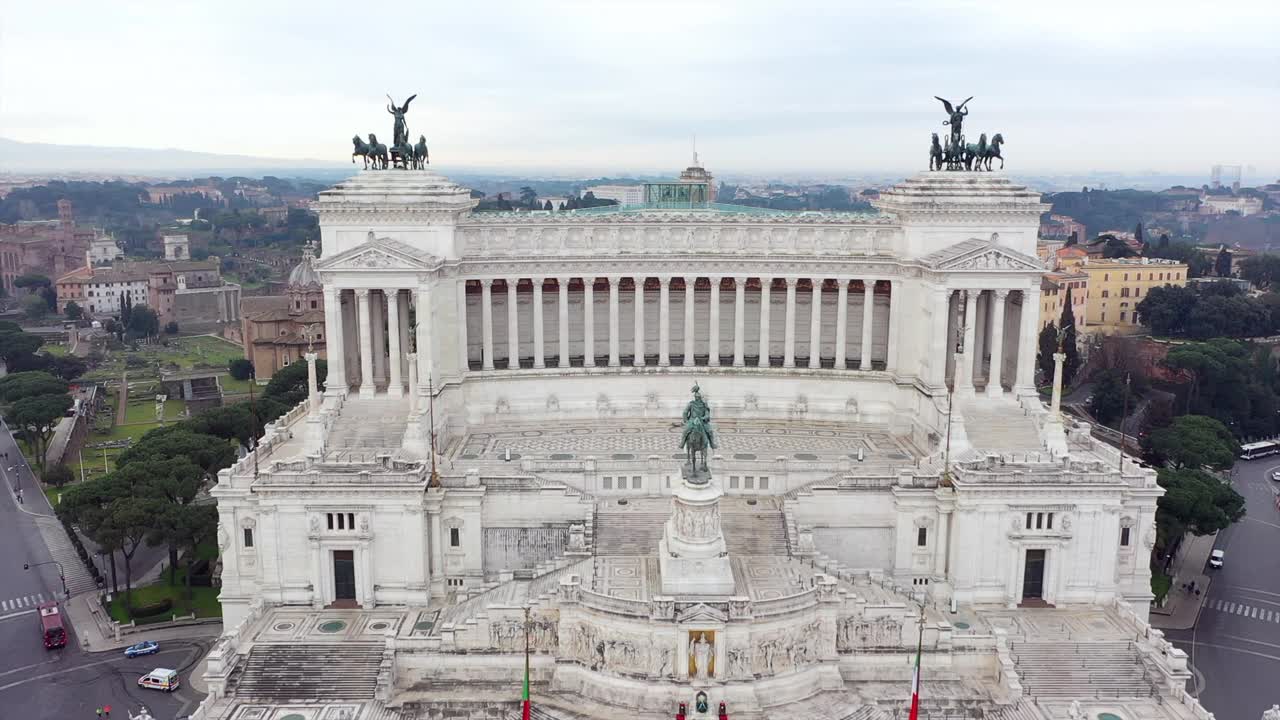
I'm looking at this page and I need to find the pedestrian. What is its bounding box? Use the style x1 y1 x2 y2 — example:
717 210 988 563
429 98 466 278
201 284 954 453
96 708 102 718
104 705 111 717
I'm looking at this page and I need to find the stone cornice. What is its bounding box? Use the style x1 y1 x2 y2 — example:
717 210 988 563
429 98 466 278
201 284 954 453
458 211 895 227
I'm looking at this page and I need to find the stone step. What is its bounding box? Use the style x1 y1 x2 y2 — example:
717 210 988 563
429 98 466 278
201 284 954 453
1011 640 1153 700
230 642 384 701
34 516 99 596
595 506 789 557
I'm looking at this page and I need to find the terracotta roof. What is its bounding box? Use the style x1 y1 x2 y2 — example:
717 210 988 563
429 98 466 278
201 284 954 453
241 296 290 315
246 308 324 323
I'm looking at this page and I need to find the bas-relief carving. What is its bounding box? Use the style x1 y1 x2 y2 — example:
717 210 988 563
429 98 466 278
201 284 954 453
489 614 558 652
751 619 827 676
675 504 721 541
345 249 401 269
561 622 663 678
836 616 903 652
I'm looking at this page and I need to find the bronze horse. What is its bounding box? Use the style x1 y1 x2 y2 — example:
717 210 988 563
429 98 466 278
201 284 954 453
366 133 389 170
412 135 429 170
352 135 373 169
929 133 944 171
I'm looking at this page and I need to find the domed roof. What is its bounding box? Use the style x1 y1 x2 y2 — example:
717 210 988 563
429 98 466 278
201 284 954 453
287 242 321 290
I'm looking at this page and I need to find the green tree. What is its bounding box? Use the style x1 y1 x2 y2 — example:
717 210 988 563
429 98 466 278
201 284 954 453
1099 234 1138 259
0 324 43 364
1146 415 1239 470
0 371 68 403
1164 339 1279 438
228 358 254 381
9 392 72 470
1059 289 1080 386
43 464 74 488
1087 369 1144 426
1135 285 1198 336
543 200 553 211
1064 232 1078 247
1157 233 1170 249
263 357 327 407
126 305 160 338
164 321 179 335
1215 248 1233 278
116 427 236 476
1239 254 1280 290
13 274 51 290
22 294 48 321
1155 468 1245 546
518 186 538 208
1134 222 1144 243
64 301 83 321
1037 321 1057 383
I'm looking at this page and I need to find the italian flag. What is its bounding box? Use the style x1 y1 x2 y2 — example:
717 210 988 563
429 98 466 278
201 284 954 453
908 633 922 720
522 665 531 720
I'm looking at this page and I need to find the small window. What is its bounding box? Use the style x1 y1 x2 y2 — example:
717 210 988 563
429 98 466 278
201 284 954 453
336 513 345 530
1026 512 1033 530
1036 512 1044 530
759 477 769 490
1120 311 1127 322
327 513 334 530
603 476 612 490
311 300 318 309
1123 273 1129 281
632 476 641 489
348 512 355 530
744 476 754 490
1047 513 1054 530
449 527 460 547
243 528 254 548
1101 290 1109 298
1104 274 1110 281
1120 527 1131 547
729 476 739 489
917 527 928 547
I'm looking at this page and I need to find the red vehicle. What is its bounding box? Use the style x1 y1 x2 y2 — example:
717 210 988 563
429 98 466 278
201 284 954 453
38 601 66 649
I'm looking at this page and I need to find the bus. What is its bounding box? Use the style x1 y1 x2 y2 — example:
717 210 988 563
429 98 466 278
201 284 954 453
1240 440 1280 460
37 601 66 649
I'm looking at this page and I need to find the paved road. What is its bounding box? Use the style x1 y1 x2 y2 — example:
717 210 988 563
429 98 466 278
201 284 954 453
1166 457 1280 719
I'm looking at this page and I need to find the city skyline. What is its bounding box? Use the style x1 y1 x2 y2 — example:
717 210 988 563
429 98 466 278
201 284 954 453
2 0 1278 175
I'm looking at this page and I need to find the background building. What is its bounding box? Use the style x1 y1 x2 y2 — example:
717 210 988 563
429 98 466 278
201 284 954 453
1039 270 1089 330
239 244 326 378
1079 257 1188 334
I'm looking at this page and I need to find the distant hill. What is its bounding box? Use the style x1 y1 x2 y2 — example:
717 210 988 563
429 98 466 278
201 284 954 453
0 137 344 173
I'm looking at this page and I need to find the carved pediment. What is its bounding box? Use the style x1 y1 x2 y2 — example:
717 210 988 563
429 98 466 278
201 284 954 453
315 232 439 272
923 237 1043 272
676 602 727 624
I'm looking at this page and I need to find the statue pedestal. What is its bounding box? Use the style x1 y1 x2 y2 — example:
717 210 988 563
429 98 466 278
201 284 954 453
660 472 734 596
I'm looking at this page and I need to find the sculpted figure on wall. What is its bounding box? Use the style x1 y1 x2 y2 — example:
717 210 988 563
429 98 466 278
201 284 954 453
489 614 559 653
837 616 904 652
561 622 652 677
690 632 714 681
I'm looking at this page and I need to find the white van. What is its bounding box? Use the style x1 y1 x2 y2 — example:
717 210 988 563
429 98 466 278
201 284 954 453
138 668 180 692
1208 550 1225 569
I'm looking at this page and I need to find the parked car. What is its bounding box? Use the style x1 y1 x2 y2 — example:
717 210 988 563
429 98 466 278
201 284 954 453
1270 470 1280 481
1208 550 1225 569
124 640 159 658
138 668 180 692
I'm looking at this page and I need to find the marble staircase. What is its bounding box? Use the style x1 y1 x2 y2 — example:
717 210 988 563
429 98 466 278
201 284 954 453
227 642 383 701
1011 640 1154 700
324 397 411 459
959 402 1043 453
438 558 592 630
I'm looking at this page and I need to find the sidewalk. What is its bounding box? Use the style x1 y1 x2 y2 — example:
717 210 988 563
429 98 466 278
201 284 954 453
63 590 223 654
1150 531 1216 630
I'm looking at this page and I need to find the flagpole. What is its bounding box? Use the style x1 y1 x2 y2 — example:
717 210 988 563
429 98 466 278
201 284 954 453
909 603 925 720
522 605 532 720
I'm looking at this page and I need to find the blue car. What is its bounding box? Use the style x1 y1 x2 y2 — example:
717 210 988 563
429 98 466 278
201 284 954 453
124 641 160 658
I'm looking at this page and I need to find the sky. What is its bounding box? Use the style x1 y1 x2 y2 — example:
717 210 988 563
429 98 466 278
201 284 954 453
2 0 1278 176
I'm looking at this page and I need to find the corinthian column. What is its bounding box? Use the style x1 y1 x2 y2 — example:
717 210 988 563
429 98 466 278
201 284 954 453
608 276 620 367
659 277 671 367
834 280 848 370
557 277 570 369
583 278 595 367
386 288 403 397
783 278 796 368
886 280 901 373
758 279 771 368
507 278 520 370
634 277 646 367
987 289 1009 397
708 277 721 367
532 278 545 369
356 289 374 397
860 281 876 370
322 285 345 392
733 277 746 367
809 279 823 369
683 278 696 367
481 280 495 371
958 290 978 396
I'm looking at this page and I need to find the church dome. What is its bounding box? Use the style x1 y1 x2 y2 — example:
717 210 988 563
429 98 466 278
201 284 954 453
287 242 321 290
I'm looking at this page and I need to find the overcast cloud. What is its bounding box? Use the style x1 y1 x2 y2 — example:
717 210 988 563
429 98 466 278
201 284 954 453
2 0 1277 175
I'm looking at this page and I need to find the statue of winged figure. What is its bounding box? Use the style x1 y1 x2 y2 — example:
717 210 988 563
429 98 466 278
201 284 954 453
935 95 972 157
387 93 417 149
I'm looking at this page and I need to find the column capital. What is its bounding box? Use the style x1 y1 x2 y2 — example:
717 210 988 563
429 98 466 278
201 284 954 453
659 275 673 286
608 276 621 287
556 276 571 285
506 277 521 287
354 288 370 298
708 275 722 284
993 288 1011 300
481 278 494 288
684 275 699 284
531 276 545 285
734 276 748 284
323 285 338 297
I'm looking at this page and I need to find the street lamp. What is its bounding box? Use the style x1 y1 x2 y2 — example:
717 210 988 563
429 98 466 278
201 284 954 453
24 560 69 599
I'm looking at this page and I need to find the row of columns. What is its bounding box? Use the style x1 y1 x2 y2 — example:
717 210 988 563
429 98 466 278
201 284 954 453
322 286 434 399
948 288 1037 397
468 276 898 372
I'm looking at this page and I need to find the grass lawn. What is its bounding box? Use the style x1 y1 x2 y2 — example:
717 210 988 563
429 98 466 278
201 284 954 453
107 569 222 623
123 396 187 424
81 334 246 383
1151 570 1173 605
42 344 69 357
219 376 254 395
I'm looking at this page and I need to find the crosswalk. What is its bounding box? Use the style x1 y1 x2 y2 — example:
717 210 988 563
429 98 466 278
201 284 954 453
0 593 47 613
1206 598 1280 622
